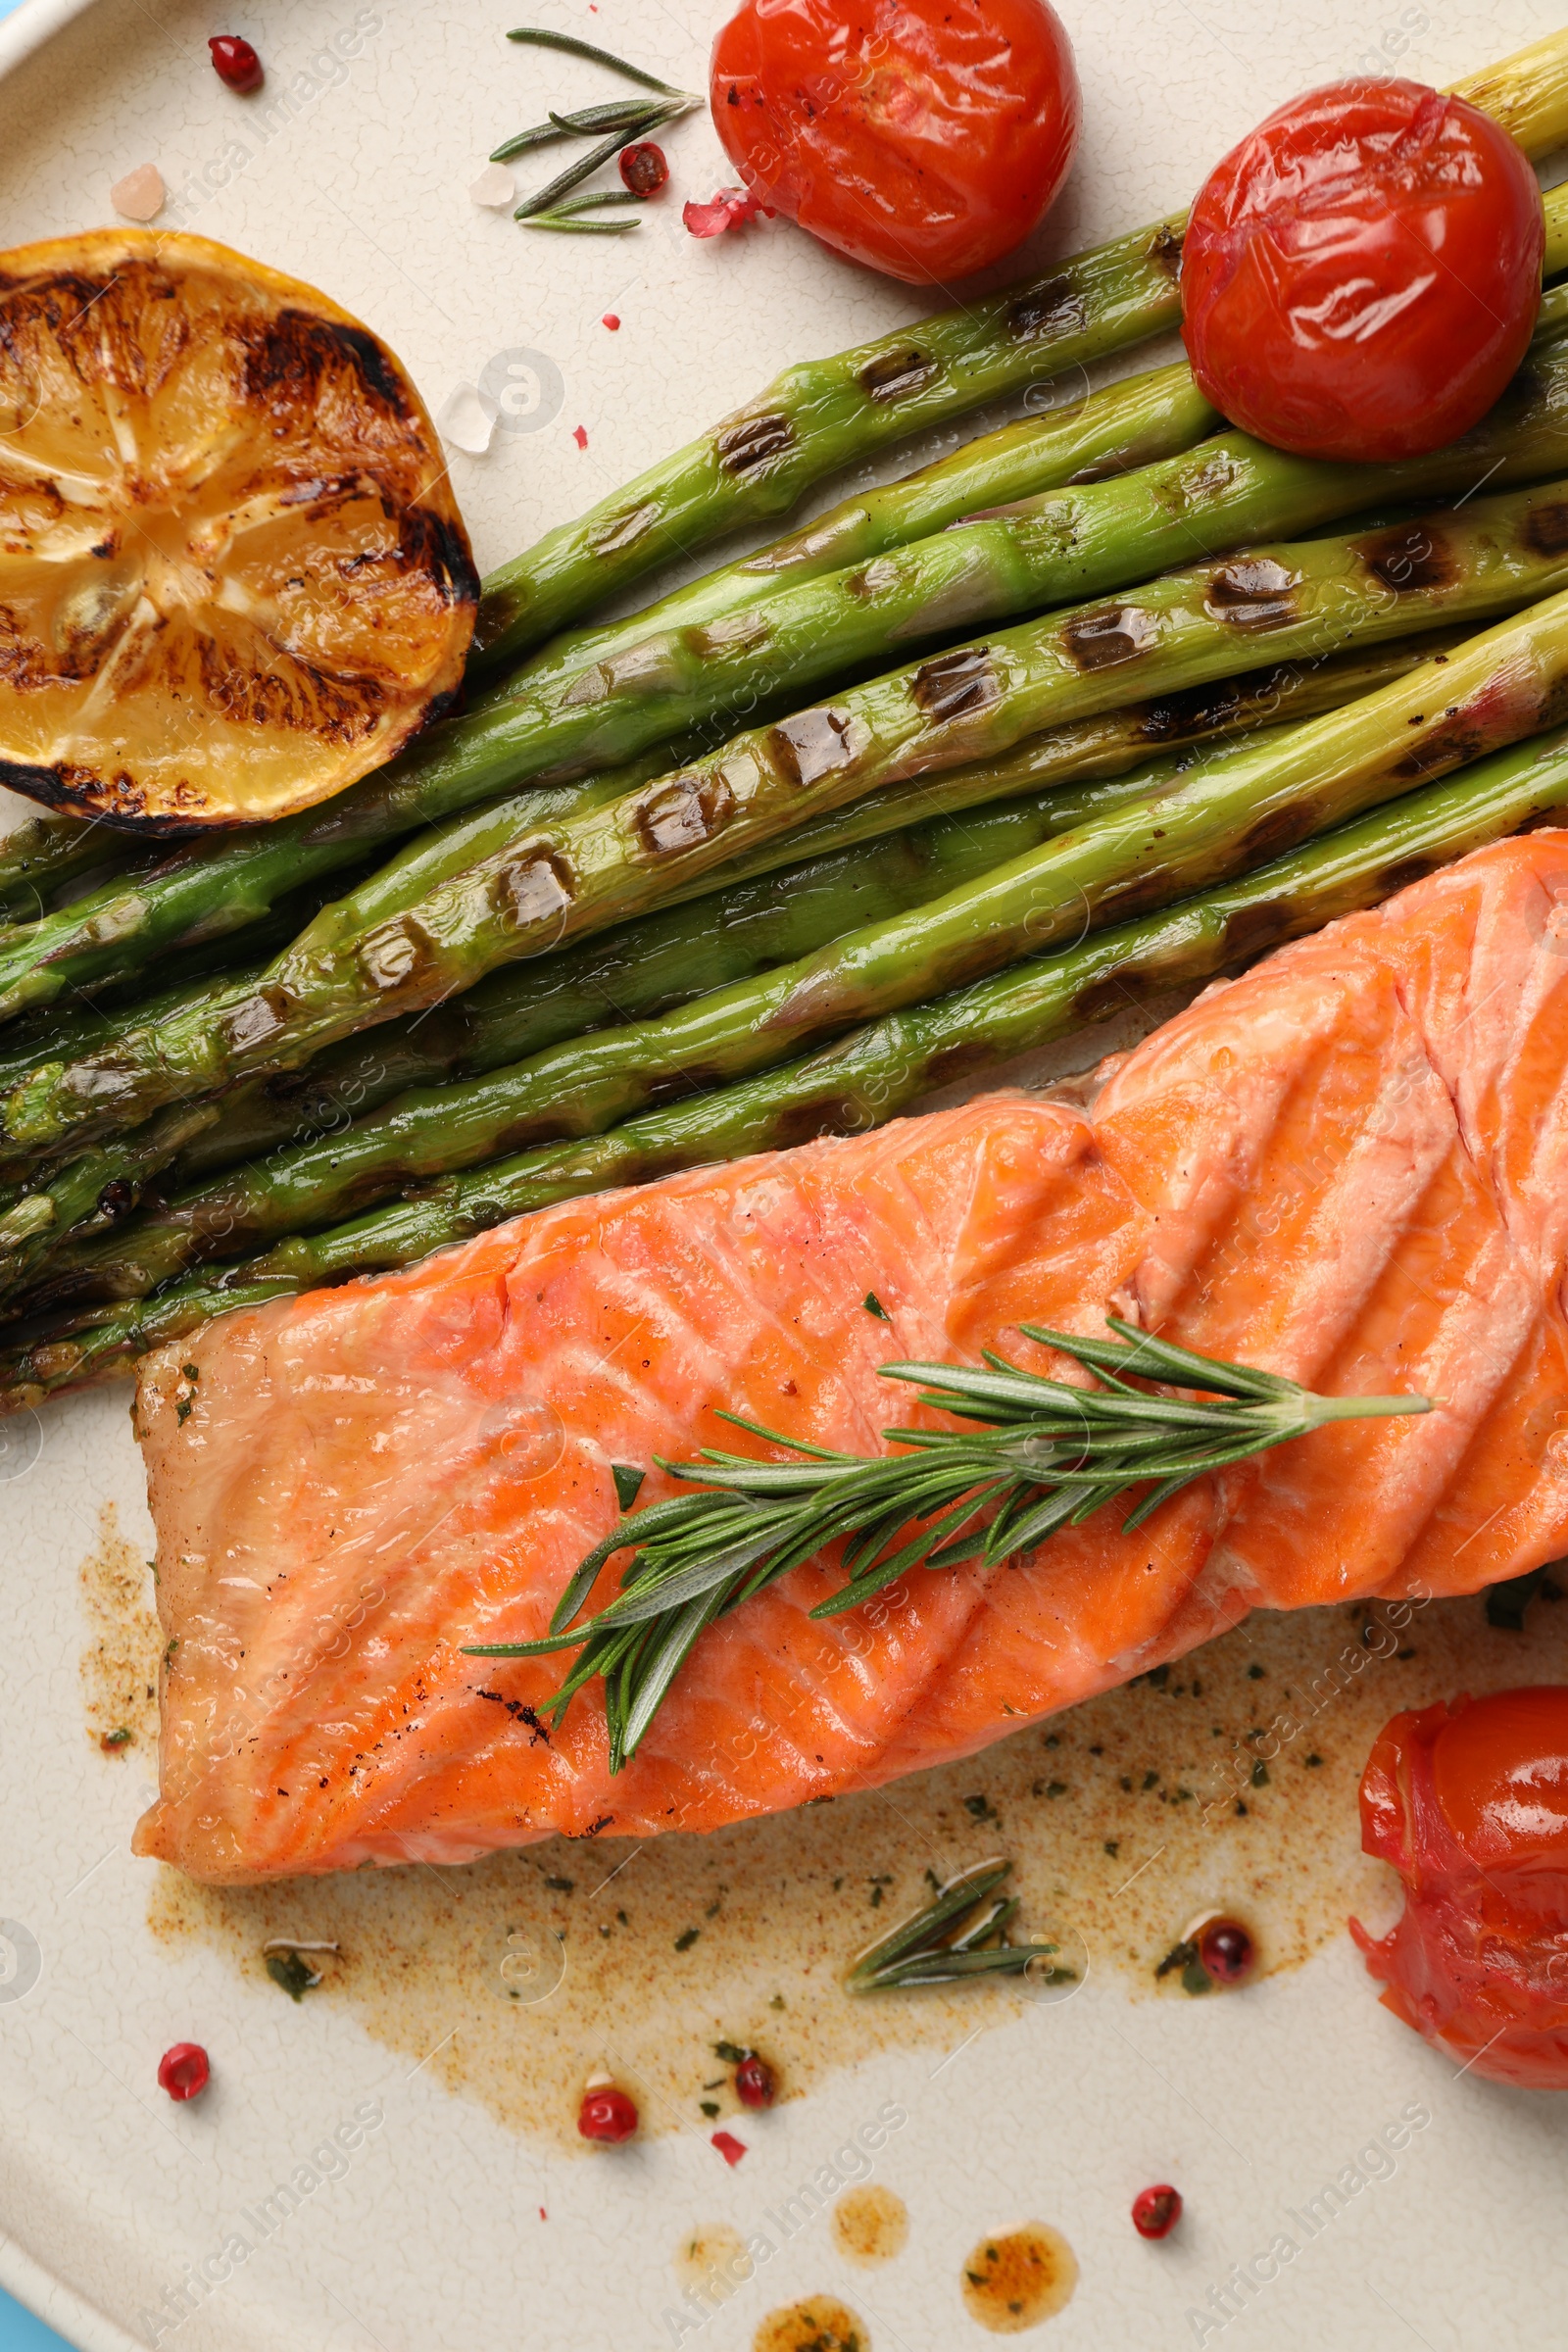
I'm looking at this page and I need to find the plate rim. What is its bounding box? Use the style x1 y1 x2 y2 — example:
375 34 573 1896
0 2218 141 2352
0 0 100 79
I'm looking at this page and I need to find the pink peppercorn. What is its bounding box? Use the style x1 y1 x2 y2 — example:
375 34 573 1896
157 2042 210 2102
208 35 264 93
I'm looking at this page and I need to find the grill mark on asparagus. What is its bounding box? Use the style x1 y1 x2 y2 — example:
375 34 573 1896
1218 900 1296 964
1522 501 1568 556
1356 521 1457 594
588 502 662 559
714 414 794 476
1004 275 1088 343
908 647 1003 720
769 708 856 784
1238 800 1325 865
491 849 575 930
858 347 938 403
1060 606 1160 671
1203 559 1303 630
1374 857 1442 897
766 1096 869 1151
631 772 737 858
921 1040 1001 1090
220 985 297 1054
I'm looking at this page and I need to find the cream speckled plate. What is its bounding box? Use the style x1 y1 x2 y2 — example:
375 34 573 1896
2 4 1567 2349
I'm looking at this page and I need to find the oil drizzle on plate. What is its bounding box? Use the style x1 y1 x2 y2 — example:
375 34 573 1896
130 1545 1568 2149
77 1503 160 1757
960 2225 1077 2330
832 2182 908 2265
754 2295 867 2352
675 2224 753 2297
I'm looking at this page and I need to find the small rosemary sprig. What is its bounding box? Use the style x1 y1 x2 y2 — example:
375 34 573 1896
466 1318 1430 1769
495 26 699 216
848 1860 1073 1992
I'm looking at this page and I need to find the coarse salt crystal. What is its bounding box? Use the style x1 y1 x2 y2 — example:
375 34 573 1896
468 163 515 210
437 383 495 456
111 165 165 222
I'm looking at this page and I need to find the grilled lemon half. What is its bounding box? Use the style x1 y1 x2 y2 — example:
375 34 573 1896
0 229 476 832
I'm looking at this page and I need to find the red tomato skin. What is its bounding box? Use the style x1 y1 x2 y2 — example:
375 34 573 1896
1182 79 1544 464
1351 1690 1568 2088
710 0 1080 284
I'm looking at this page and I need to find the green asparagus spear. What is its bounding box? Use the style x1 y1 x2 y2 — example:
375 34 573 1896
497 361 1221 690
4 186 1564 1034
517 158 1568 686
0 728 691 1027
7 733 1277 1301
21 607 1568 1306
467 32 1568 669
493 322 1568 731
17 474 1568 1163
0 641 1415 1244
0 359 1219 1024
157 634 1446 1189
18 717 1568 1406
429 336 1568 857
16 321 1567 1048
675 636 1466 893
0 642 1454 1286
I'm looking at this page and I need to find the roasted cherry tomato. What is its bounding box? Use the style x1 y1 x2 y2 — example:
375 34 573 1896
1182 78 1544 463
1350 1688 1568 2088
710 0 1080 284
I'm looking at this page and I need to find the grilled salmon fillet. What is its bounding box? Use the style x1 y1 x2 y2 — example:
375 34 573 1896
132 834 1568 1883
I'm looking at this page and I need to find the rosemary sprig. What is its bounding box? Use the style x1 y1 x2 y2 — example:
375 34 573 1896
506 25 692 96
497 30 698 220
465 1318 1431 1768
847 1860 1072 1992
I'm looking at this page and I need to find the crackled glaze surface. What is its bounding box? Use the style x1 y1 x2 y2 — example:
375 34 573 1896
2 4 1567 2350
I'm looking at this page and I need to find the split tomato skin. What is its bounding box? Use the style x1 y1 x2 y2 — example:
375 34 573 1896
710 0 1081 284
1181 79 1544 464
1351 1689 1568 2088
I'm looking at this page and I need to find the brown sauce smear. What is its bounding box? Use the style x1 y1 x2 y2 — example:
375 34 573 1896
960 2225 1077 2330
754 2296 867 2352
833 2184 908 2265
78 1503 160 1757
127 1509 1568 2150
675 2224 753 2294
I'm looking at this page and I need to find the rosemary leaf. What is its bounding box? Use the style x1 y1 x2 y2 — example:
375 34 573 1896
524 219 641 235
541 190 650 217
522 214 643 236
491 97 672 162
506 25 693 96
